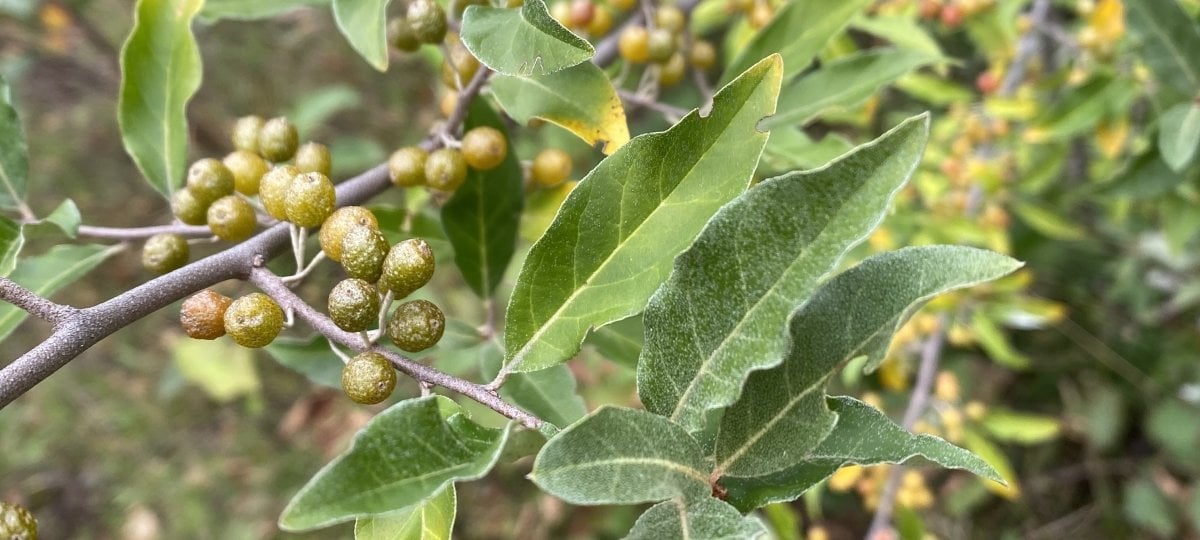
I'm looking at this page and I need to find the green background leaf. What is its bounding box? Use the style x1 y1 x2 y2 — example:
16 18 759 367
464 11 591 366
332 0 393 71
531 406 710 505
720 0 870 84
0 214 23 276
638 114 930 435
172 337 260 402
1158 101 1200 172
624 497 766 540
354 484 456 540
460 0 593 76
201 0 327 20
0 73 28 212
1127 0 1200 100
490 62 630 154
0 244 123 343
500 55 782 377
118 0 204 199
264 335 344 388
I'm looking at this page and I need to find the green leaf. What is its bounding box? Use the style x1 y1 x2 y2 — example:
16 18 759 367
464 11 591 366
1159 101 1200 172
763 49 939 129
712 246 1021 478
585 315 643 368
333 0 393 71
1127 0 1200 99
1010 200 1086 241
0 73 28 211
118 0 204 199
531 406 711 505
501 365 588 429
460 0 593 76
639 114 929 435
721 397 1002 511
720 0 870 84
279 396 511 531
490 62 630 154
761 130 854 174
1124 473 1179 538
850 16 945 59
0 214 23 277
970 310 1031 370
624 497 767 540
173 337 260 401
979 409 1061 445
23 199 81 239
1029 76 1137 142
500 55 782 377
0 244 123 343
354 484 456 540
264 335 344 388
441 100 523 298
201 0 327 20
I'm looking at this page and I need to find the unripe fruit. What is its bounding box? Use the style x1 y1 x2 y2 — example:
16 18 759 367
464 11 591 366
940 3 962 27
224 293 284 348
424 148 469 192
294 142 332 176
531 148 573 187
976 70 1000 94
450 0 488 17
223 150 269 195
0 501 37 540
340 226 390 282
655 5 685 32
259 165 299 221
328 278 381 332
379 239 436 297
461 126 508 170
285 172 336 228
172 188 209 225
551 1 572 25
618 26 651 64
586 5 613 36
439 92 458 117
389 147 430 188
207 195 257 242
748 2 772 28
231 115 265 154
647 28 676 63
387 299 445 352
142 233 189 274
186 158 235 205
320 206 379 262
408 0 449 43
611 0 636 11
180 289 233 340
341 352 396 405
440 35 481 88
258 117 300 162
690 39 716 71
659 52 686 86
388 17 422 52
568 0 595 28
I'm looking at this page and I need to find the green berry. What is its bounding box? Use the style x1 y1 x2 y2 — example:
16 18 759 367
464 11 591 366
171 188 209 225
341 352 396 405
142 233 189 274
232 115 265 154
340 226 390 282
450 0 488 17
294 142 332 176
224 150 269 195
408 0 448 43
461 126 508 170
531 148 573 187
180 289 232 340
258 116 299 162
388 146 429 188
647 28 676 64
0 501 37 540
186 158 236 205
655 5 685 32
224 292 284 348
328 278 381 332
387 299 445 352
319 206 379 263
379 239 435 297
207 195 257 242
424 148 468 192
440 34 480 88
388 17 422 52
260 165 299 221
285 172 336 228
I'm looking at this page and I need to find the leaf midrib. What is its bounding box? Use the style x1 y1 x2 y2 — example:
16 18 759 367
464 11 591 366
539 456 711 485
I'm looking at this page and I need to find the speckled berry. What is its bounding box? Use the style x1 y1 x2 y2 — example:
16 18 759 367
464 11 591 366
388 146 429 188
285 172 336 228
224 292 284 348
207 195 257 242
171 188 209 225
328 278 380 332
319 206 379 262
180 289 232 340
424 148 468 192
142 233 189 274
387 299 445 352
461 126 508 170
294 142 332 176
259 165 299 221
232 115 265 154
224 150 269 195
0 501 37 540
379 239 435 297
258 116 299 162
531 148 573 187
408 0 448 43
186 158 235 205
341 352 396 405
340 226 390 282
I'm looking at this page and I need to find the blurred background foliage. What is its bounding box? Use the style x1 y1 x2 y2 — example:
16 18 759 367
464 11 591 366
2 0 1200 538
